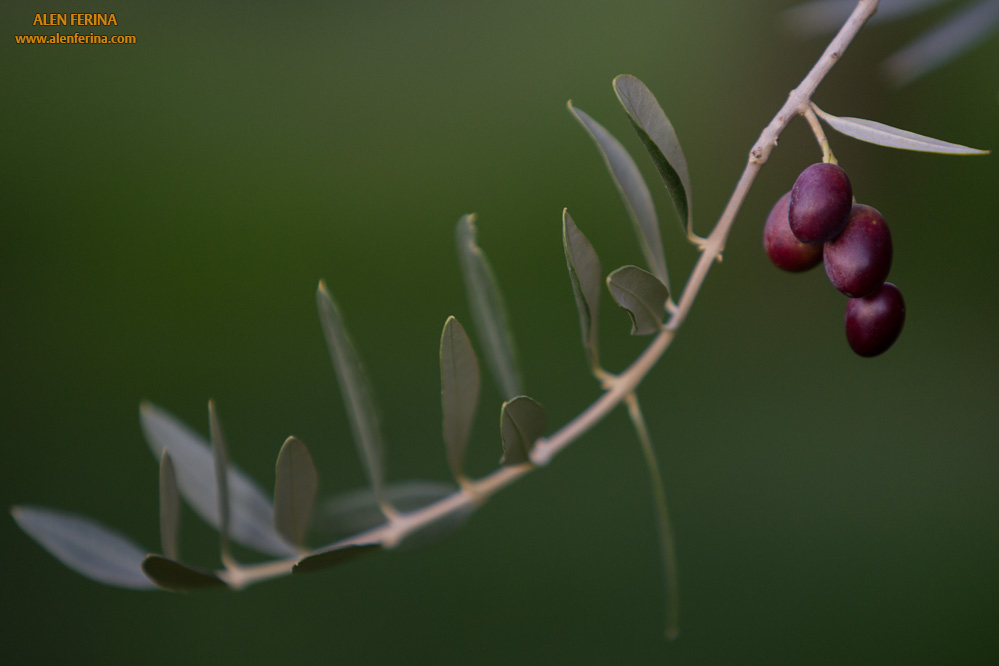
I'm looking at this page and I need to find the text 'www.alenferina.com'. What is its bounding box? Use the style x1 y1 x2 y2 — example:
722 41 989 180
15 14 136 45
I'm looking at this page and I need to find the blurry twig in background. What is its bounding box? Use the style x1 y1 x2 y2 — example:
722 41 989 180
785 0 999 85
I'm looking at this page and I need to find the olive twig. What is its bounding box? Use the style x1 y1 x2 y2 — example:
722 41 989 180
189 0 885 593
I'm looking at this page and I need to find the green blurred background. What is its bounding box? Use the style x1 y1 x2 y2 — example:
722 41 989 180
3 0 997 663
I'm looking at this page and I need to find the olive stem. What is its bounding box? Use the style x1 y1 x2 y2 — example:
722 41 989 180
804 104 837 163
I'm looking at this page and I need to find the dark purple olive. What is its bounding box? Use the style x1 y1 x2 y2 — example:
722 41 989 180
824 204 892 297
764 191 823 272
845 282 906 357
788 163 853 244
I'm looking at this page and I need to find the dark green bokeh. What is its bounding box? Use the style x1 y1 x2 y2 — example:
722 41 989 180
3 1 997 663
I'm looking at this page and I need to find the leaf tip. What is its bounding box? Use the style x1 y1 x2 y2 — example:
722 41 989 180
612 73 642 97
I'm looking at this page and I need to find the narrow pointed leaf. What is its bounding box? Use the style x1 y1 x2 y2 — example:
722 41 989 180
812 105 990 155
140 402 296 557
568 103 668 285
142 555 228 591
440 316 481 481
455 214 523 400
208 401 231 563
293 544 382 575
607 265 669 336
12 505 157 590
313 482 460 538
500 396 547 466
274 436 318 549
562 210 603 371
883 0 999 85
613 75 694 238
316 281 388 507
311 481 472 549
392 506 477 551
159 451 180 561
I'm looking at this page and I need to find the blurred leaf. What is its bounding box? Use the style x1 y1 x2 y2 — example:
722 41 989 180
293 544 382 575
312 481 472 549
316 281 388 508
12 505 157 590
208 401 231 562
568 103 668 286
813 105 990 155
142 555 228 591
607 266 669 336
440 316 481 482
159 451 180 561
562 210 603 371
455 214 523 400
274 436 319 549
140 402 296 557
500 396 547 466
392 505 477 551
784 0 948 36
613 75 694 238
882 0 999 85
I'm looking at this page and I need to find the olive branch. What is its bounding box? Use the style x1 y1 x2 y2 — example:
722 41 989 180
13 0 989 640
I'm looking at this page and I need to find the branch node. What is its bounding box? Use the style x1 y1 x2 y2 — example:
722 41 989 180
529 439 552 467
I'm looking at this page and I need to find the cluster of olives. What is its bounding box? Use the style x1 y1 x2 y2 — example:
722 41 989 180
764 163 905 357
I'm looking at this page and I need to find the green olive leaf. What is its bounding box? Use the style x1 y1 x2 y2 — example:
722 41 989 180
292 544 382 574
440 316 481 482
606 265 669 336
312 481 466 546
613 74 694 239
142 555 228 591
274 436 319 550
568 103 668 287
159 451 180 561
316 281 389 510
500 396 547 466
13 505 157 590
140 403 296 557
812 104 990 155
882 0 999 85
563 210 603 372
455 214 523 400
311 482 474 551
208 401 231 563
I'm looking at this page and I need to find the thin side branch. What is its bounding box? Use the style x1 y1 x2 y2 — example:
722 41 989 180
625 393 680 640
803 105 836 163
